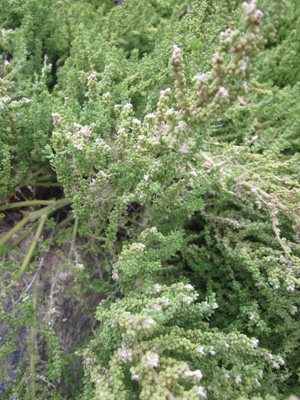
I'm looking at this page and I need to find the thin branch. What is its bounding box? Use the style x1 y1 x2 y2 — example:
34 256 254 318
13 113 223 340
6 219 56 312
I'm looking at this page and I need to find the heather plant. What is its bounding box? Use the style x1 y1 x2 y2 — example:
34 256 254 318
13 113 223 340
80 229 287 399
0 0 299 399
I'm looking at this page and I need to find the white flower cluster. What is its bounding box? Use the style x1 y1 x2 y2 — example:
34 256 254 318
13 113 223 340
146 352 159 368
185 369 203 380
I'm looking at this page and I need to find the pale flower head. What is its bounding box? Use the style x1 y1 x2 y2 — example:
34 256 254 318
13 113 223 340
118 346 132 362
217 87 229 99
155 284 161 293
185 369 203 380
198 346 205 356
197 386 207 398
179 143 189 155
145 113 155 119
112 271 119 281
162 298 170 306
144 317 155 327
278 356 285 365
178 121 186 131
160 88 171 96
87 71 96 83
194 74 208 83
146 352 159 367
185 296 193 305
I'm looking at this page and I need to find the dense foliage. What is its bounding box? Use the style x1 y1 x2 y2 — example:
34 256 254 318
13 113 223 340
0 0 300 399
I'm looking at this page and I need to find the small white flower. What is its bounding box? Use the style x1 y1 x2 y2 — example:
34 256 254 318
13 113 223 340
135 243 145 251
118 347 132 361
124 103 131 109
160 88 171 95
197 386 207 398
209 346 216 355
166 108 175 116
1 28 12 36
287 286 294 291
179 363 188 373
212 51 221 60
145 113 155 119
155 284 161 293
162 298 170 306
144 318 155 326
184 284 194 291
255 378 260 386
213 303 218 309
80 125 91 137
260 370 263 378
252 339 259 348
198 346 205 356
133 118 141 124
51 113 62 127
131 375 139 381
236 375 242 384
225 343 229 348
250 313 256 320
87 71 96 82
243 81 249 92
146 353 159 367
278 356 285 365
76 263 85 271
195 74 208 83
153 304 161 312
185 369 203 380
217 87 229 99
185 296 193 305
112 271 119 281
144 175 149 181
178 121 186 131
179 143 189 155
150 227 157 233
268 354 274 360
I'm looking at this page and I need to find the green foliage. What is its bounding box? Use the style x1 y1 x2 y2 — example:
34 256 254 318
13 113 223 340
82 231 286 399
0 0 299 399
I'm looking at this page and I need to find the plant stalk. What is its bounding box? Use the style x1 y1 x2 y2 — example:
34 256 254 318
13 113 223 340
0 198 70 247
14 215 47 281
30 266 40 398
